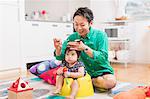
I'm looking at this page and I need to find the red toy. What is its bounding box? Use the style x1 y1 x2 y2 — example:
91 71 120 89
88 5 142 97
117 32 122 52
113 88 146 99
8 77 33 99
39 66 60 85
41 10 46 15
138 86 150 97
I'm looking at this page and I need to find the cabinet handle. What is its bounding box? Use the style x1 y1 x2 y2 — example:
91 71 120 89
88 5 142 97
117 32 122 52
52 24 58 27
32 23 39 26
66 25 71 27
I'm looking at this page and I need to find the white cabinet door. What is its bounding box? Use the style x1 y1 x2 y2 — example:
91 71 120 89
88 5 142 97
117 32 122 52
0 4 20 70
21 22 54 65
61 23 73 40
21 22 73 67
0 0 18 5
51 23 73 42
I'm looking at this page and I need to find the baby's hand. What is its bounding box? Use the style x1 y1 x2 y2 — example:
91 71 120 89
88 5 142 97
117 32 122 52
64 72 70 78
56 67 64 75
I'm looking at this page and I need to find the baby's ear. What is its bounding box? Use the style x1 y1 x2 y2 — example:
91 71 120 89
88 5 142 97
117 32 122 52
77 52 81 58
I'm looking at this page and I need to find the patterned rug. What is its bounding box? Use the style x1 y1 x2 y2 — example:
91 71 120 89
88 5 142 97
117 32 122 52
0 76 142 99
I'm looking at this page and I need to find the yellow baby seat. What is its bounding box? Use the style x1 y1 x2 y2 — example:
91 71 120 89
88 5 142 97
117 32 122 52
61 73 94 97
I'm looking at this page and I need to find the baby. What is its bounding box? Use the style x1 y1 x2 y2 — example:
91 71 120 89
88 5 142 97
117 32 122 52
53 46 86 99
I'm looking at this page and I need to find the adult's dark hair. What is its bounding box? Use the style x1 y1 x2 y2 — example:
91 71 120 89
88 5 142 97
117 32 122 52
73 7 94 23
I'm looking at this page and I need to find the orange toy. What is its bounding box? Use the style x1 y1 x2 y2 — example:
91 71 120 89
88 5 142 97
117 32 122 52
63 67 68 72
113 88 146 99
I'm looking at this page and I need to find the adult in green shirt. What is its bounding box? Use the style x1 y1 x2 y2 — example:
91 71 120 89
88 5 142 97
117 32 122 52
53 7 116 91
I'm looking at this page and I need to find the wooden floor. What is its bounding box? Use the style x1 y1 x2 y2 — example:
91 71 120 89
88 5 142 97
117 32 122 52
0 63 150 85
112 63 150 85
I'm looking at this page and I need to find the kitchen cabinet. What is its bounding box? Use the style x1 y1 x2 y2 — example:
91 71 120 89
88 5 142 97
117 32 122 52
101 21 131 66
51 23 73 41
21 22 52 58
0 1 20 71
108 39 130 67
129 20 150 64
0 0 19 5
107 20 150 64
20 21 73 68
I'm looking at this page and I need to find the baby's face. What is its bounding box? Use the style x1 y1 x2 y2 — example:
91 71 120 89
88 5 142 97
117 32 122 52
65 50 78 65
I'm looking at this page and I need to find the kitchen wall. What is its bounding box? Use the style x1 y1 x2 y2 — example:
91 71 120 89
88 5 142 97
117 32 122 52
25 0 90 22
25 0 69 21
90 0 116 22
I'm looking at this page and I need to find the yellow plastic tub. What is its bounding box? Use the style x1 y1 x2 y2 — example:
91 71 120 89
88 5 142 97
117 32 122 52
61 73 94 97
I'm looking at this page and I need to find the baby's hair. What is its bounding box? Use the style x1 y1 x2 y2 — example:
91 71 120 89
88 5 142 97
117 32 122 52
61 46 81 66
65 46 81 58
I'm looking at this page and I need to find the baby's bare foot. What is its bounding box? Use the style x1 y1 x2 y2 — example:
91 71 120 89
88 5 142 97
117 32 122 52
52 89 61 95
66 95 75 99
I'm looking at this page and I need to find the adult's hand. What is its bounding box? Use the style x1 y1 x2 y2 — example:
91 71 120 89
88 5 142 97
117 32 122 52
68 40 93 58
67 40 86 51
53 38 62 55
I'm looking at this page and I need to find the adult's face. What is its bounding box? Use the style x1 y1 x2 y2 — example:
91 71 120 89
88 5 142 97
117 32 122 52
73 15 92 38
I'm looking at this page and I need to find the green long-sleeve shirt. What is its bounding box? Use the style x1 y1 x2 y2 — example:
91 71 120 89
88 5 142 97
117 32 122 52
55 27 114 78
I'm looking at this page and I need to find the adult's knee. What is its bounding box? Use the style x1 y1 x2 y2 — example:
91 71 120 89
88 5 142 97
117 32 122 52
105 78 116 89
104 75 117 89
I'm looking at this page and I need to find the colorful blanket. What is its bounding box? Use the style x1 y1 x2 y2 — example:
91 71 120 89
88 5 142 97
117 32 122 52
0 76 113 99
0 75 144 99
